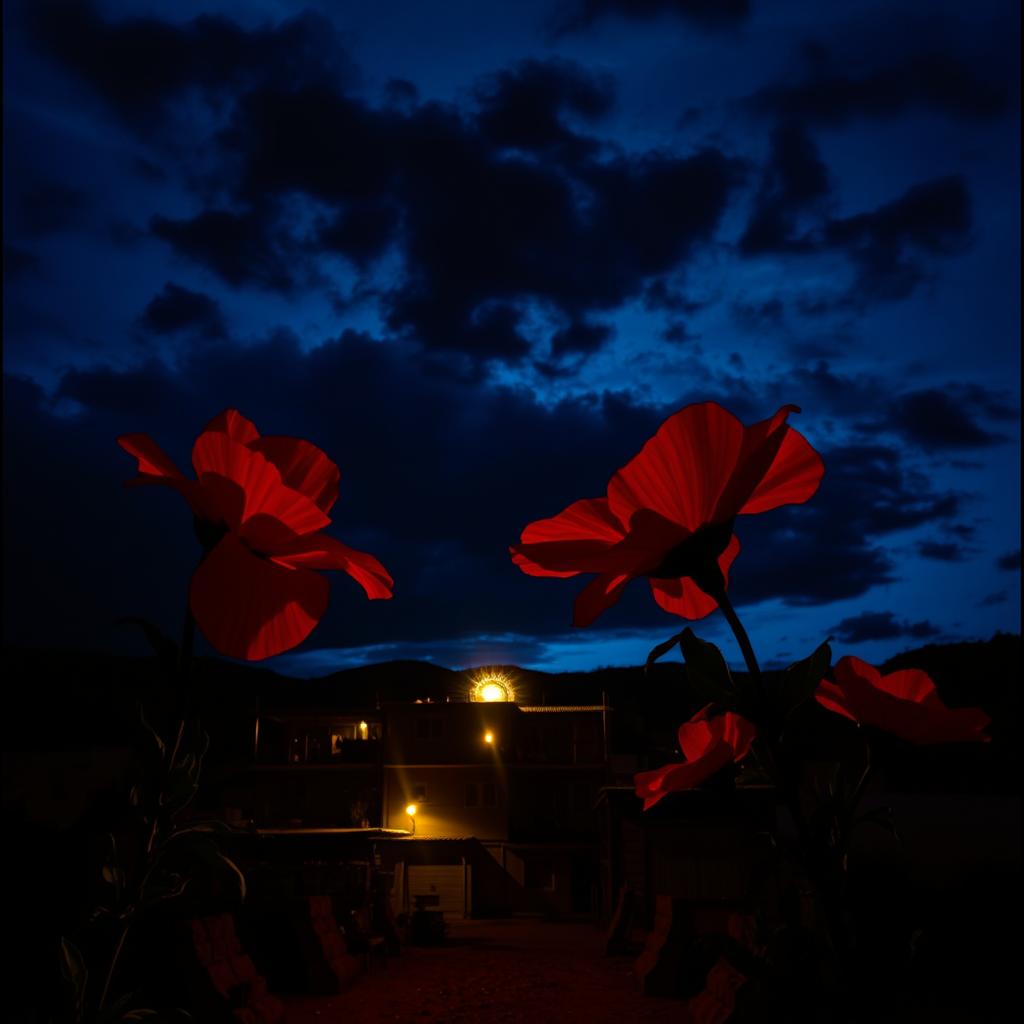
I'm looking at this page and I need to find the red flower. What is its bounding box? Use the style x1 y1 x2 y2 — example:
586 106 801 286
510 402 823 625
118 409 392 661
634 709 757 810
815 656 991 744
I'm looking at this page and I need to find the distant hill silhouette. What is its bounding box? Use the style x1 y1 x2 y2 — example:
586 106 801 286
3 633 1018 792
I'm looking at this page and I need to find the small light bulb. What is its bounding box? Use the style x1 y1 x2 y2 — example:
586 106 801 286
406 803 417 816
484 731 494 744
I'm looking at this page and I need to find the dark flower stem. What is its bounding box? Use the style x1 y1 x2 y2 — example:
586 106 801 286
98 604 196 1012
709 585 761 684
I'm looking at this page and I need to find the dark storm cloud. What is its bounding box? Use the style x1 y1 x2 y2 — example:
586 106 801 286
150 209 299 292
25 2 742 362
21 2 353 130
746 48 1008 125
916 541 967 562
729 443 962 608
997 550 1021 571
882 388 1006 451
829 611 941 645
822 175 971 302
12 180 89 238
978 591 1008 607
554 0 750 35
739 121 829 255
550 319 615 356
138 283 226 339
475 58 615 156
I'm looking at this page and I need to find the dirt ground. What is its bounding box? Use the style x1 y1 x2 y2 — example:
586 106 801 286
285 917 689 1024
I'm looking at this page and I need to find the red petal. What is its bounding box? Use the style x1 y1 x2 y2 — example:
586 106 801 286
875 668 937 703
192 432 331 538
677 717 715 761
203 409 260 445
511 498 626 578
608 403 745 532
118 433 185 479
738 423 825 516
118 434 217 520
720 711 757 760
572 572 632 627
634 747 732 809
190 533 328 660
648 534 741 620
248 436 340 514
814 680 859 723
271 533 394 600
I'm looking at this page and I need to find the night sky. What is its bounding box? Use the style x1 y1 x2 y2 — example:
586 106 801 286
3 0 1020 677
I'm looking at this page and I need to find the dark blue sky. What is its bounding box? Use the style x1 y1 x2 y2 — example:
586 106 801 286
3 0 1020 676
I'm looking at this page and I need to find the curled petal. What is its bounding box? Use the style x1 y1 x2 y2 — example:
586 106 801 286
190 533 328 660
649 534 741 620
635 755 729 810
271 533 394 600
117 434 217 521
511 498 626 578
572 572 632 627
118 433 185 480
249 436 340 514
817 656 991 744
193 432 330 538
204 409 260 445
608 403 745 532
738 423 825 516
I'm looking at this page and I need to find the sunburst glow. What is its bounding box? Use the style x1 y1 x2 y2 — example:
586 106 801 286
470 671 515 703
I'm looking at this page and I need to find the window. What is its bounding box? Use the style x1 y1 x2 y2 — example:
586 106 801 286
465 782 479 807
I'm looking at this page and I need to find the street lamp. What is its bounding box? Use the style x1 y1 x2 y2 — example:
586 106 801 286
483 730 494 745
406 803 417 834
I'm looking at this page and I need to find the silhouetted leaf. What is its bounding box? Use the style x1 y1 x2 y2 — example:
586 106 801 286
59 937 87 1021
138 704 166 760
855 805 902 844
645 631 686 672
117 617 178 666
679 628 737 707
160 756 198 812
172 834 246 902
777 639 832 716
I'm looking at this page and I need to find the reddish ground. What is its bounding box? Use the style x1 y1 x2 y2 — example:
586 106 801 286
285 917 686 1024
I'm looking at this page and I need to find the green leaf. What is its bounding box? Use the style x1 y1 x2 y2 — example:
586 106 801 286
776 639 832 716
59 937 87 1021
678 629 737 707
644 631 686 673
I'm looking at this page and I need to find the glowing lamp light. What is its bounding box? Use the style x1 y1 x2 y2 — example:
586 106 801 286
406 803 417 817
358 720 369 740
484 730 494 745
470 671 515 703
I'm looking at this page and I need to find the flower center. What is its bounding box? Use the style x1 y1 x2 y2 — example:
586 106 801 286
648 517 735 582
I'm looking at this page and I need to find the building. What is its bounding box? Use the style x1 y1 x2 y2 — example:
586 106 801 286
220 674 612 920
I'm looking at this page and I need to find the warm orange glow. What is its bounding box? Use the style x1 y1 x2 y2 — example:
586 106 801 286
484 730 494 744
358 720 369 740
406 803 418 817
470 671 515 703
